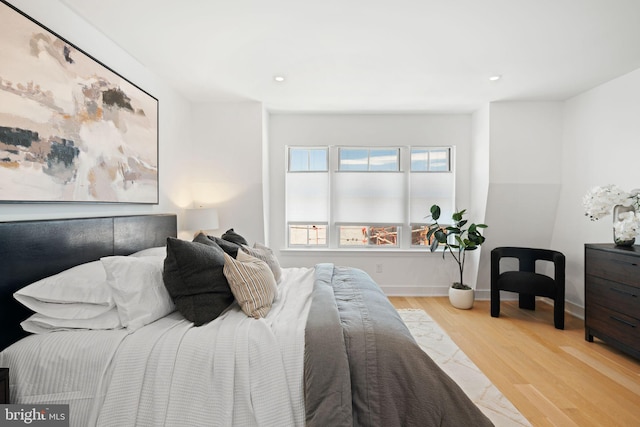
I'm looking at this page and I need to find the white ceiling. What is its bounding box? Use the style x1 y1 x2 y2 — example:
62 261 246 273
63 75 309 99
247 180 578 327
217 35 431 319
60 0 640 112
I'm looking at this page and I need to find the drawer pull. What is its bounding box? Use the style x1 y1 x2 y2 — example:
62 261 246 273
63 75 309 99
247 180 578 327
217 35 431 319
610 316 637 328
610 287 638 298
613 259 639 268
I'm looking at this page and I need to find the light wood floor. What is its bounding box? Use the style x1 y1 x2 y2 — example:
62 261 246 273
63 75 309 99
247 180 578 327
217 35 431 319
389 297 640 427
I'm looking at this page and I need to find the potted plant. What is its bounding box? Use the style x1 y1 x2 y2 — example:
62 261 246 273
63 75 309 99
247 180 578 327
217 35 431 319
426 205 488 309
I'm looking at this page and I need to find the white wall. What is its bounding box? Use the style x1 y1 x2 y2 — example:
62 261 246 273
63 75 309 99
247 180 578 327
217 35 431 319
189 102 265 243
467 105 491 297
267 113 475 296
1 0 192 231
488 102 564 185
552 67 640 311
475 102 564 294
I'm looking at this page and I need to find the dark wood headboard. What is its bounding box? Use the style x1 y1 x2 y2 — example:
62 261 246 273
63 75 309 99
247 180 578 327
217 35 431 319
0 214 177 350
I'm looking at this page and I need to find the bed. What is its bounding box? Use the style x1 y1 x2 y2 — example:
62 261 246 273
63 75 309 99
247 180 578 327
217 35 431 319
0 214 493 427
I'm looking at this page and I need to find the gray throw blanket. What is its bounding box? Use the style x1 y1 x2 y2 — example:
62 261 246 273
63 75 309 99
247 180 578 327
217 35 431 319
305 263 494 427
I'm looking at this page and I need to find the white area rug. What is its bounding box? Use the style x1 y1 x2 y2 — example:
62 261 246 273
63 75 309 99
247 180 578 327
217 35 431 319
398 309 531 427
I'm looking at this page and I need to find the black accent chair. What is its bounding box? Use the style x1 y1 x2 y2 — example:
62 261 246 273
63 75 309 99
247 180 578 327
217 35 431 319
491 247 565 329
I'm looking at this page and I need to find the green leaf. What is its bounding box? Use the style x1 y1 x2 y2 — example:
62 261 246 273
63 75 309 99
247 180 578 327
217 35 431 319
424 207 487 291
430 205 441 220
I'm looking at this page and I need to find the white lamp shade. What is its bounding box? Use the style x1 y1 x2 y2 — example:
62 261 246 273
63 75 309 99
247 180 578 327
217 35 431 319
184 207 219 232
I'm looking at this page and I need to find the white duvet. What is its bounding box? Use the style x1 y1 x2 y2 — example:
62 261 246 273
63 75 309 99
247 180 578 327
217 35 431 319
1 267 315 427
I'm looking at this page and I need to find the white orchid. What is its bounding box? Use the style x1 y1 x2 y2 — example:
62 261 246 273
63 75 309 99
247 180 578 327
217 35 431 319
613 211 640 243
583 184 634 221
584 185 640 244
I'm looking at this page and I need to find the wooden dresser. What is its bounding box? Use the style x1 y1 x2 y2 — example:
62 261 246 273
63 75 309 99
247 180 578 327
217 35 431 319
584 244 640 360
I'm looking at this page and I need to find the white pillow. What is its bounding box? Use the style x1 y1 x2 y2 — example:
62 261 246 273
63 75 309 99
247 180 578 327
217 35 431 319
14 260 113 320
130 246 167 258
20 308 122 334
101 256 175 331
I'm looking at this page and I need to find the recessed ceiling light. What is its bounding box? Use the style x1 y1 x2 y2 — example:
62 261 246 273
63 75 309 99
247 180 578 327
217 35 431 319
489 75 502 82
273 75 285 83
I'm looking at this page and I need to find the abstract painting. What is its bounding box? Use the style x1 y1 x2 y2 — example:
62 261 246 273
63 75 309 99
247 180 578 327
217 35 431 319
0 1 158 203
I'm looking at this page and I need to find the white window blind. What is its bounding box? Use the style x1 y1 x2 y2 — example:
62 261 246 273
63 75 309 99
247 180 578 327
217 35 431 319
285 172 329 222
334 172 405 223
285 145 455 249
409 172 455 224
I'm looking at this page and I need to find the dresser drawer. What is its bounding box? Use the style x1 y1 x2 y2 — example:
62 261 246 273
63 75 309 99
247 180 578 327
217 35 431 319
586 275 640 316
586 303 640 349
585 249 640 288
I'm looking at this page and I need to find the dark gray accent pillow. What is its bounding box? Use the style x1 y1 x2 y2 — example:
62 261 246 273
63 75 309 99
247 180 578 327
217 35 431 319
192 232 219 248
163 237 234 326
221 228 249 246
195 233 241 258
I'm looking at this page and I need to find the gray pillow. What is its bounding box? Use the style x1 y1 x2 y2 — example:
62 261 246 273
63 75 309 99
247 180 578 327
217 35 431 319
240 243 282 283
163 237 233 326
195 233 241 258
222 228 249 246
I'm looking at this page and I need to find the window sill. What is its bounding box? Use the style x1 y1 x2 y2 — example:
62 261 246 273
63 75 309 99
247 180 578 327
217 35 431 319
280 247 444 255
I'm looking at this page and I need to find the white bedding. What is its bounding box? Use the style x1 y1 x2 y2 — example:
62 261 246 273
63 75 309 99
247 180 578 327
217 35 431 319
0 329 129 426
0 266 315 427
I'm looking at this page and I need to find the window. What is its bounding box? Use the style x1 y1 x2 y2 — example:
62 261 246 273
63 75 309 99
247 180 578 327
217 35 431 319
339 148 399 171
285 147 329 245
289 147 328 171
286 145 455 249
411 148 450 172
409 147 454 246
411 224 448 247
340 225 399 247
288 224 327 246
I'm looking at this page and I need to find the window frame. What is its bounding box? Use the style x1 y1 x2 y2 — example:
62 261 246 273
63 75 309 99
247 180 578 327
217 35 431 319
337 223 401 248
287 222 329 247
285 144 455 250
288 147 329 172
338 147 400 172
410 147 451 172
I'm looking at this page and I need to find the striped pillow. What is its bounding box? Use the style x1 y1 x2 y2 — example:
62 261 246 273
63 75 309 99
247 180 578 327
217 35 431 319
240 243 282 283
223 251 277 318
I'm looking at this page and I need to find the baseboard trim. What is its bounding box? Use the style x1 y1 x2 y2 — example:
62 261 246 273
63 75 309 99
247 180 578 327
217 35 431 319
381 286 499 301
539 297 584 320
382 286 585 319
382 285 450 297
